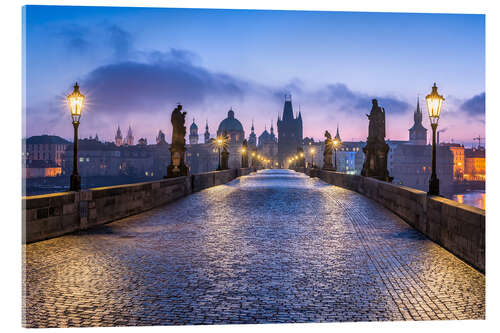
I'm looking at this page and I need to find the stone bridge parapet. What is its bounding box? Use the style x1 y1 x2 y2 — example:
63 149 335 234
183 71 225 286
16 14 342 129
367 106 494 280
300 167 485 272
23 168 254 244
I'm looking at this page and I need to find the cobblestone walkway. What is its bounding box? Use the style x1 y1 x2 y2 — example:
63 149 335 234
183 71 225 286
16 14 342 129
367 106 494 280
23 170 485 327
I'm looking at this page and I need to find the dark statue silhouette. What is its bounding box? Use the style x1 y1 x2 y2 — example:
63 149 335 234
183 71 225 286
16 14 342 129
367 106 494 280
166 104 190 178
361 99 392 182
323 130 334 170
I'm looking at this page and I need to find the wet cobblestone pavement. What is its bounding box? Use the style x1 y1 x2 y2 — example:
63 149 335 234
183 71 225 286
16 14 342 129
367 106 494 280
23 170 485 327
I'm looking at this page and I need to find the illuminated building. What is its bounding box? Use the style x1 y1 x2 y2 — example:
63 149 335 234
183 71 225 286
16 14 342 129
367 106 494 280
24 160 62 178
464 148 485 181
440 143 465 181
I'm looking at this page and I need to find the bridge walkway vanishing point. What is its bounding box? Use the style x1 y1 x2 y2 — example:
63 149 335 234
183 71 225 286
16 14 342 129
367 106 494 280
23 169 485 327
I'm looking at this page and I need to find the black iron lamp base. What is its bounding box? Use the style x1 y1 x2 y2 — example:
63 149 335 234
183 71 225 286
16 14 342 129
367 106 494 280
70 174 81 192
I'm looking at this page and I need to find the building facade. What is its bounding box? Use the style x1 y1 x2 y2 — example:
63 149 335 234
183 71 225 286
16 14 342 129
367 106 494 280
337 141 365 174
441 143 465 181
390 144 454 193
25 135 70 167
464 147 485 181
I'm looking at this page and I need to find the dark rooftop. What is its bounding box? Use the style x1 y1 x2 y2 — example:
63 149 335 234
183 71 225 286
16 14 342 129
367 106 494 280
26 135 70 145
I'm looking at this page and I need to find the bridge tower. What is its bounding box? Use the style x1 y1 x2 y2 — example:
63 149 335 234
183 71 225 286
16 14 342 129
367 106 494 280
277 95 303 167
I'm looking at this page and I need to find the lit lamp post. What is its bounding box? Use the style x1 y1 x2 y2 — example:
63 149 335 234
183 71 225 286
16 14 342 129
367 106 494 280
67 82 85 191
211 135 227 171
333 138 341 171
425 83 445 196
216 138 223 170
310 147 316 168
241 146 247 168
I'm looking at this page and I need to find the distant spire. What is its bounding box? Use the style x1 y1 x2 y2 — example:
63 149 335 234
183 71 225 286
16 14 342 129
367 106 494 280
251 119 255 131
335 123 341 141
205 119 209 130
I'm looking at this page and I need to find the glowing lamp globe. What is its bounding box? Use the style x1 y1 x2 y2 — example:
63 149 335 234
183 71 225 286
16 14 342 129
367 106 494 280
425 83 445 125
67 82 85 123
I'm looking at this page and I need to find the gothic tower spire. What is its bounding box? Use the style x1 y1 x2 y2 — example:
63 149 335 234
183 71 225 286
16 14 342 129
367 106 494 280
204 119 210 144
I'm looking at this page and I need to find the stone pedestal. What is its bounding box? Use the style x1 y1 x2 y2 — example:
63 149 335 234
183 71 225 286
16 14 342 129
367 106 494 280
166 146 189 178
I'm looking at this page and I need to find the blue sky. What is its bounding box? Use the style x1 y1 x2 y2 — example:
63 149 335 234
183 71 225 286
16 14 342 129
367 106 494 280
24 5 485 145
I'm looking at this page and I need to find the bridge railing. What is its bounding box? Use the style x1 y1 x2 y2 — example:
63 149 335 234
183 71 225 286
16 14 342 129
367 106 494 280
300 168 485 273
22 168 254 244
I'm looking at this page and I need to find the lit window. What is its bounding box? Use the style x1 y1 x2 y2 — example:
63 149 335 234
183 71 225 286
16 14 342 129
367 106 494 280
79 157 84 162
145 171 149 176
86 157 90 162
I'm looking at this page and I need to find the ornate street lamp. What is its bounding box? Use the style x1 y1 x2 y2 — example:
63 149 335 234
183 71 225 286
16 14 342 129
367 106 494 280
67 82 85 191
333 137 341 171
310 147 316 168
425 83 445 196
241 144 248 168
211 134 228 170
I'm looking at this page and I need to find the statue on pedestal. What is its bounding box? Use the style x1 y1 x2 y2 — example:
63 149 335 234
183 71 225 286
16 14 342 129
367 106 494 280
241 139 249 168
166 104 190 178
361 99 392 182
323 130 334 170
221 130 230 170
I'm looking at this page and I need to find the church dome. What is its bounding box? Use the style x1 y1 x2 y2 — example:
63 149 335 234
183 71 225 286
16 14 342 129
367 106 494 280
217 109 244 133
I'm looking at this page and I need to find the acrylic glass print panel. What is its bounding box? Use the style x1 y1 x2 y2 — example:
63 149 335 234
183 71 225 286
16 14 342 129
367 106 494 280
22 5 485 328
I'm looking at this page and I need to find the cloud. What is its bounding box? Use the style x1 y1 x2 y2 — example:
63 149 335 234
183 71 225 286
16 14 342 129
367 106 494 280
460 92 485 117
108 25 133 59
271 78 304 101
317 83 411 114
56 24 91 53
81 49 252 116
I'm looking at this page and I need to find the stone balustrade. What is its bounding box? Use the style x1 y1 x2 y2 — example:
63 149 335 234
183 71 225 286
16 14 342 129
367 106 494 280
302 168 485 272
23 168 254 244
